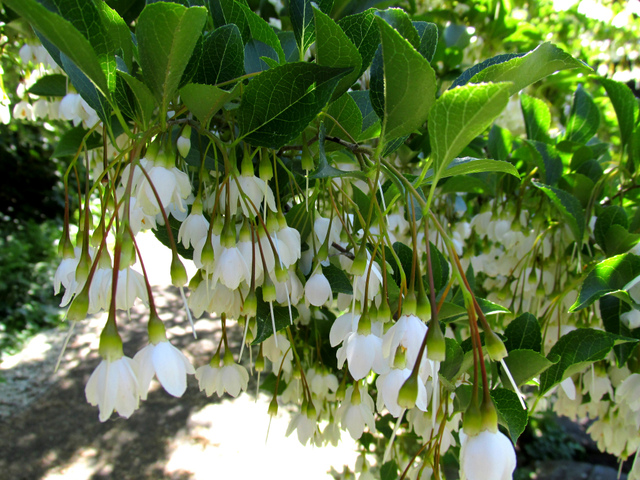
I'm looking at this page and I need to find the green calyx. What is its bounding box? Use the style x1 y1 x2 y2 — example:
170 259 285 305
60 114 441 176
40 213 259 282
426 320 447 362
148 312 167 344
485 329 508 361
397 370 419 410
480 395 499 433
171 254 188 287
67 285 89 322
462 396 483 437
99 316 124 361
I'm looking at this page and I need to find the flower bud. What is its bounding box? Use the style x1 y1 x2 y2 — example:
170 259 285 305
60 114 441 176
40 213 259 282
268 396 279 416
403 292 417 316
171 255 188 287
481 396 498 433
397 371 419 410
98 317 124 361
301 144 314 172
255 349 265 372
463 399 483 437
67 287 89 321
377 299 392 323
426 320 446 362
485 330 508 361
177 126 191 157
148 312 167 344
263 278 277 302
351 247 367 276
244 291 258 318
259 154 273 181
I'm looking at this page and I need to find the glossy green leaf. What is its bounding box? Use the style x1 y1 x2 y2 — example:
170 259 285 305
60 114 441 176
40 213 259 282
137 3 207 119
503 349 556 386
118 71 156 129
521 93 551 143
376 17 436 141
450 53 523 90
253 288 299 344
594 206 637 256
310 122 367 180
532 180 585 243
238 3 285 63
238 63 349 148
290 0 332 56
28 73 67 97
52 125 103 158
314 7 362 100
487 124 513 161
4 0 109 94
325 94 364 145
374 8 419 48
491 388 528 441
349 91 381 140
539 328 637 394
600 78 638 148
440 337 464 381
526 141 563 186
323 264 353 295
564 84 600 145
180 82 240 125
429 82 511 181
504 312 542 352
600 296 638 367
97 1 133 73
570 253 640 311
422 157 519 184
470 42 588 96
191 25 245 87
413 21 438 62
338 9 379 77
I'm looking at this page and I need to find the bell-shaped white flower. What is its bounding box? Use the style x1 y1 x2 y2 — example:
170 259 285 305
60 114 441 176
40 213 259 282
85 356 140 422
305 271 332 306
382 314 427 370
116 266 149 311
336 384 376 440
213 245 251 290
337 315 388 380
134 337 195 400
459 429 516 480
195 352 249 398
178 207 209 249
285 404 319 446
376 368 428 417
13 100 34 121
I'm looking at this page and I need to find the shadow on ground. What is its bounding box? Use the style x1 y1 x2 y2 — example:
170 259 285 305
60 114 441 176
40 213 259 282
0 286 244 480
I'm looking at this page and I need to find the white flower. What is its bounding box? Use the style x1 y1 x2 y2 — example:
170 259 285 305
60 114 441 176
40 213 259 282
338 329 387 380
85 356 140 422
382 314 428 369
178 211 209 249
286 407 319 445
223 174 277 217
116 267 149 311
305 272 332 306
136 161 191 216
621 309 640 329
459 429 516 480
134 340 195 400
336 385 376 440
13 100 34 121
376 368 428 417
195 356 249 398
213 246 251 290
617 373 640 411
273 225 301 268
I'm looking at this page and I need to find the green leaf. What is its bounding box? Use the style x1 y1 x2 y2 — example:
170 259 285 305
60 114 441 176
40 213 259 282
338 9 379 78
238 3 285 63
97 1 134 73
539 328 637 394
310 123 367 180
564 84 600 145
600 296 638 367
190 25 245 87
290 0 331 56
570 253 640 311
487 124 513 161
52 125 103 158
325 94 363 145
180 82 240 126
4 0 109 94
526 141 563 186
521 93 551 143
429 82 511 181
374 8 419 48
470 42 588 96
413 21 438 62
253 288 298 344
440 337 464 381
491 388 528 441
314 7 361 101
118 71 156 129
450 53 524 90
323 263 353 294
137 3 207 119
349 90 380 140
594 206 636 256
238 63 350 148
28 73 67 97
285 202 313 240
380 460 399 480
376 17 436 141
600 78 638 148
603 225 640 257
422 157 519 184
502 349 556 386
504 312 542 352
532 180 585 243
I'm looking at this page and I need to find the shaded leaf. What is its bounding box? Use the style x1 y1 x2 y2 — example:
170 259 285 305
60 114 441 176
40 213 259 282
504 312 542 352
532 180 584 243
